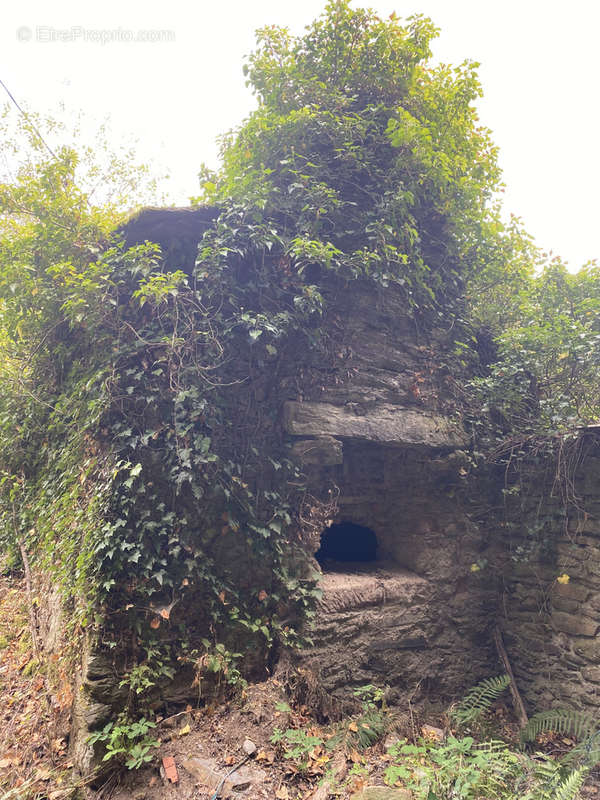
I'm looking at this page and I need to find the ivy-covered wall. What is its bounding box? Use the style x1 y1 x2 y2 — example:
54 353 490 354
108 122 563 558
63 206 498 770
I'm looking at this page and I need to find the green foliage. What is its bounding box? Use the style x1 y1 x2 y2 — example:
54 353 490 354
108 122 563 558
1 0 512 673
270 727 325 772
451 674 510 727
528 756 587 800
384 736 524 799
352 683 387 709
87 716 159 770
119 643 176 700
521 709 600 777
191 640 247 699
199 0 504 320
521 710 596 746
551 768 587 800
383 735 590 800
0 109 160 626
0 1 581 724
472 260 600 444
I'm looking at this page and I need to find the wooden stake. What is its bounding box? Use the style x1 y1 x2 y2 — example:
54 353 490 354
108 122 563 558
494 626 528 728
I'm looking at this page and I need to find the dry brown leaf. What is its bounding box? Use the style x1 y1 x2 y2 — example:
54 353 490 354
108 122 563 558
275 787 290 799
256 749 276 763
348 721 358 732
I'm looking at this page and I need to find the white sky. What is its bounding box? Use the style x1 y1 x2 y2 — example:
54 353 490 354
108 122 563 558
2 0 599 270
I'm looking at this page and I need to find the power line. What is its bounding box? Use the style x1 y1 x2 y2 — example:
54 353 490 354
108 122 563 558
0 76 58 161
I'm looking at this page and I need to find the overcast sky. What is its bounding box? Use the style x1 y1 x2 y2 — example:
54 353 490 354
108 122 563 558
2 0 599 271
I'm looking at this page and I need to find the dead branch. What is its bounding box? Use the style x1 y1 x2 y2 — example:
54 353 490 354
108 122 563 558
494 626 528 728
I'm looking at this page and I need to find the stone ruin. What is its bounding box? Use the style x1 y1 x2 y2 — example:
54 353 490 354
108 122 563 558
63 208 600 771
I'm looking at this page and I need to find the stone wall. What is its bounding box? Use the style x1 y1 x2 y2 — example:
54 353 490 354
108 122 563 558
499 434 600 713
59 207 600 779
292 437 497 705
280 278 498 705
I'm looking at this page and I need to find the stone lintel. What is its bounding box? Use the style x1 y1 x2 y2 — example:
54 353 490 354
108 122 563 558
284 401 467 450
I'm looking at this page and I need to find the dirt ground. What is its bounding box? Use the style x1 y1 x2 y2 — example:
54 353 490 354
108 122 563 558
0 573 73 798
104 679 382 800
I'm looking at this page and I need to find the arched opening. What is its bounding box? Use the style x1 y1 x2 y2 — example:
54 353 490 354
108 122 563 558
316 521 378 567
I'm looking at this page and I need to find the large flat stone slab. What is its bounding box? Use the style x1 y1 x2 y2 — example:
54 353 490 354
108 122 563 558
283 401 467 450
318 565 429 613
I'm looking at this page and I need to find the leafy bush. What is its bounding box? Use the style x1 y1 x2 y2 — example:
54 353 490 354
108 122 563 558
87 716 159 770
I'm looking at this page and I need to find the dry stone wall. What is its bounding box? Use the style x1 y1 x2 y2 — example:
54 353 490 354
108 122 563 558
44 207 600 775
292 438 498 705
499 435 600 713
280 279 498 705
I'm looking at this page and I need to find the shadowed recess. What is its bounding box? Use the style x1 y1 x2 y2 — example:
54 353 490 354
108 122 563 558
316 521 378 565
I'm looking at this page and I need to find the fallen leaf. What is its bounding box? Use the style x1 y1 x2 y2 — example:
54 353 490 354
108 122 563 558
256 750 276 763
276 787 289 799
348 721 358 732
178 723 191 736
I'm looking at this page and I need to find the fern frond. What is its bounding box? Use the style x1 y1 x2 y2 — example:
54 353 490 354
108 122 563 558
530 754 570 800
473 738 512 754
356 709 386 749
561 729 600 770
451 674 510 726
552 766 587 800
533 752 564 785
521 710 596 746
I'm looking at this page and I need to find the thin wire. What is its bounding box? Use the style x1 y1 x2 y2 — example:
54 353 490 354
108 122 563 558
0 76 58 161
210 753 252 800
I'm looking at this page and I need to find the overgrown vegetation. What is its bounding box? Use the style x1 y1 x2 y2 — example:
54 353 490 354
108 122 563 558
1 0 599 793
269 677 596 799
0 1 519 679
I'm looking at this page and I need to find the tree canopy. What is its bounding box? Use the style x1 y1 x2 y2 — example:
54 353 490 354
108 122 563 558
198 0 507 319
